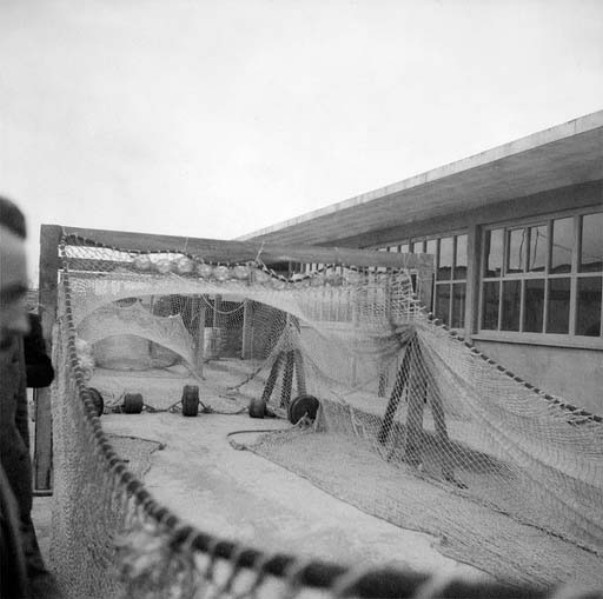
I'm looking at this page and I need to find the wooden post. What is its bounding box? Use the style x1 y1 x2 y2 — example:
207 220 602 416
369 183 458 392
261 353 283 404
280 350 295 409
288 316 306 397
404 338 426 467
192 296 206 377
34 225 62 493
241 299 253 359
212 295 222 360
294 349 307 396
430 387 456 482
378 339 413 445
351 289 359 386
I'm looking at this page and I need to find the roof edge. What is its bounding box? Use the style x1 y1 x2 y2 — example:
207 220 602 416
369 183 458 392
238 109 603 241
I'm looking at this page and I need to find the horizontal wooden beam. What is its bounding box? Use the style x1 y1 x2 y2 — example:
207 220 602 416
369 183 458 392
48 225 434 270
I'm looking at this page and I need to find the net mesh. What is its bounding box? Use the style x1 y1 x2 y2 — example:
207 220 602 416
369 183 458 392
49 231 603 598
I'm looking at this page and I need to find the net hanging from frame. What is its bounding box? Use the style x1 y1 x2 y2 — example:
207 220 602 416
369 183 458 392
49 231 603 598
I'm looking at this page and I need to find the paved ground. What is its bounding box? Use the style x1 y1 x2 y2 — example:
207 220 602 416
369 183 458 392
30 365 494 594
95 410 491 581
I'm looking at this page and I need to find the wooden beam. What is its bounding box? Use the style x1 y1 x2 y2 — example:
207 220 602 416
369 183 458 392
57 225 433 270
193 297 205 377
241 300 253 359
34 225 62 493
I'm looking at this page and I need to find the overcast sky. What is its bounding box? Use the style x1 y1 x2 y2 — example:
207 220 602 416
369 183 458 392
1 0 602 283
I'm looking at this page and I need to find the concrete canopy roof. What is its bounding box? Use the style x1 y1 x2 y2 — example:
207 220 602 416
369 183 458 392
239 110 603 247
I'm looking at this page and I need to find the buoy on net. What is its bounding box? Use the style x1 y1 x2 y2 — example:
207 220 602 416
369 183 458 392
181 385 200 417
288 394 320 424
249 397 267 419
86 387 104 417
122 393 144 414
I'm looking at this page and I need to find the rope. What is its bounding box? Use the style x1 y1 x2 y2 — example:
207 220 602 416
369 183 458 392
201 294 245 315
226 427 294 451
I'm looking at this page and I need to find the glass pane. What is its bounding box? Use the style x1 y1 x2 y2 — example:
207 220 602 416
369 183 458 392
580 212 603 272
400 243 409 253
438 237 453 281
451 283 466 328
389 246 399 252
551 217 573 274
481 281 500 330
523 279 545 333
484 229 503 277
424 239 436 273
546 278 570 334
576 277 602 336
527 225 548 273
455 234 468 280
507 228 526 274
411 241 425 253
435 284 450 324
501 280 521 331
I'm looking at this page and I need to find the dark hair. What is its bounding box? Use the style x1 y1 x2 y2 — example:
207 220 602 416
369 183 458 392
0 196 27 239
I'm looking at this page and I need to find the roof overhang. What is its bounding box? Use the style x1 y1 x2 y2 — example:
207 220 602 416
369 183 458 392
238 111 603 246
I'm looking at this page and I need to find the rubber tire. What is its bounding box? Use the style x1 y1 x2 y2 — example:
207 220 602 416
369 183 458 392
87 387 104 417
182 385 200 417
249 397 267 419
123 393 144 414
288 394 320 424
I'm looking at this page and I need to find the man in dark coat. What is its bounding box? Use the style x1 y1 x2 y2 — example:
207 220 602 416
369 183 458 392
1 196 32 598
25 313 55 389
1 196 61 598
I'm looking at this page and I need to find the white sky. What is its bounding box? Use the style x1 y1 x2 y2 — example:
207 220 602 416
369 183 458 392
1 0 602 284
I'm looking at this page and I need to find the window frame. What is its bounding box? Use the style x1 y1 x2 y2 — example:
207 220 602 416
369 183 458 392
377 230 469 330
477 208 603 348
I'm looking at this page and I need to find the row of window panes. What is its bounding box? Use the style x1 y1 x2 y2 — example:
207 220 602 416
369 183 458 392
381 234 468 328
382 235 468 281
481 212 603 336
484 212 603 277
482 277 602 336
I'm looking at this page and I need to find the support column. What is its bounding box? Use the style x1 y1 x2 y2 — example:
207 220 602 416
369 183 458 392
403 339 426 467
34 225 62 493
193 296 206 377
241 299 253 359
212 295 222 360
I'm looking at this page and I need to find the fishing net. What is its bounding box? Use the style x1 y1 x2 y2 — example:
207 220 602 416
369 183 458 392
49 231 603 598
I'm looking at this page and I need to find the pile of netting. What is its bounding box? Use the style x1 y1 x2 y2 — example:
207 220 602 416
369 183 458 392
49 232 603 598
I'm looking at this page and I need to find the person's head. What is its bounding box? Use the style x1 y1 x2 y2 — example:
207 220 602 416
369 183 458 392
0 196 30 351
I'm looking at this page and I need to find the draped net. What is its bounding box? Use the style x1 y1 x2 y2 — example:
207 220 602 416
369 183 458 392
49 232 603 598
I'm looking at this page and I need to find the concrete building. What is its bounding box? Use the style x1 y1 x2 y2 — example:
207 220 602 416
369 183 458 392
240 111 603 416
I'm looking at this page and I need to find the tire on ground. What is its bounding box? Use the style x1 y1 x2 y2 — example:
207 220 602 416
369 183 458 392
288 394 320 424
249 397 267 419
182 385 200 417
123 393 144 414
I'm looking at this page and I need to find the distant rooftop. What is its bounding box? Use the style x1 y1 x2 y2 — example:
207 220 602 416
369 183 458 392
239 110 603 247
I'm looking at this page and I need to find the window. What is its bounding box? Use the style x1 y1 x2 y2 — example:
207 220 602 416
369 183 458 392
380 234 468 328
480 211 603 339
434 234 467 328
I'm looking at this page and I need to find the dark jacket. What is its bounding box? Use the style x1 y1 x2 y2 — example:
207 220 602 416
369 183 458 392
0 337 32 518
24 314 54 389
1 333 61 598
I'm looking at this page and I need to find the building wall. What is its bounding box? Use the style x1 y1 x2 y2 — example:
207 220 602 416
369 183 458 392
366 179 603 414
473 339 602 417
